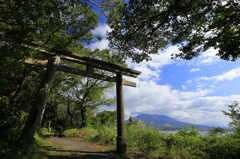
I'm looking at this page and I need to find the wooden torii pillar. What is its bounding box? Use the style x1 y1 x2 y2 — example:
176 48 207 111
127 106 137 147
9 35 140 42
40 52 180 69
18 41 141 153
116 72 126 152
16 56 60 149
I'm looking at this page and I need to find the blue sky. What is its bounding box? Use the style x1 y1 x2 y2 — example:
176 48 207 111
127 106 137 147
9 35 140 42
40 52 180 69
88 22 240 127
85 2 240 126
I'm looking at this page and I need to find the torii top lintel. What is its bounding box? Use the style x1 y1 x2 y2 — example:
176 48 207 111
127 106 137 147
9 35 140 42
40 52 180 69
25 40 141 78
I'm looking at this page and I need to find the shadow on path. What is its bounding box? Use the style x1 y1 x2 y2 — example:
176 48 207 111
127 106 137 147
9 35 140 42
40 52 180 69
46 148 150 159
44 136 134 159
47 152 125 159
43 135 167 159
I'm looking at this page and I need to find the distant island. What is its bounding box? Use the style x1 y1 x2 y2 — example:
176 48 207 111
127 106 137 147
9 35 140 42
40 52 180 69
126 114 214 131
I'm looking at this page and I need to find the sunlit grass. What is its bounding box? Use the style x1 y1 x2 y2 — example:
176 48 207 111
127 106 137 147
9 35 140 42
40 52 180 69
60 125 240 159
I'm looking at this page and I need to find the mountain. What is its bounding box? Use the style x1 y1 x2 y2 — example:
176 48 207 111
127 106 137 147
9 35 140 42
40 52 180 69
128 114 212 130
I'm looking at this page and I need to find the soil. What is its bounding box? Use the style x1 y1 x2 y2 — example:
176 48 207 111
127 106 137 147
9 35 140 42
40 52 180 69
45 136 148 159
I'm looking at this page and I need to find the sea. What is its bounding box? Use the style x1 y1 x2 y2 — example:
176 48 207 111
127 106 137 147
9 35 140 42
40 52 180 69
161 130 231 136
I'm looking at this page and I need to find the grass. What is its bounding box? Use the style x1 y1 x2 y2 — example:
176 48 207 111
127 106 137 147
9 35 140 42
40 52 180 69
0 133 50 159
14 124 238 159
58 125 240 159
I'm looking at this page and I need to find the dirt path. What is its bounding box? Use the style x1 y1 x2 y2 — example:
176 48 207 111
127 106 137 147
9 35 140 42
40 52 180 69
45 136 149 159
46 136 123 159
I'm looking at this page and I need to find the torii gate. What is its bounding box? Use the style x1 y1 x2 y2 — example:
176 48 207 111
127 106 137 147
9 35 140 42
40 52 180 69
17 41 141 153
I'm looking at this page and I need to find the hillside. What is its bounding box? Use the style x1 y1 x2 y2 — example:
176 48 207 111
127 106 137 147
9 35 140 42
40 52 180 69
129 114 212 130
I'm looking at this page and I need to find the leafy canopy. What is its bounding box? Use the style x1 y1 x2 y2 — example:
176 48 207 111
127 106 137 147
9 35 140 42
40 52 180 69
0 0 99 50
108 0 240 63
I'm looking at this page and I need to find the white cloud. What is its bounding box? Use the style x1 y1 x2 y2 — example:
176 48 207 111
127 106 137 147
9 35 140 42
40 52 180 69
119 58 240 126
124 46 177 82
128 46 175 68
179 89 212 100
89 22 240 126
182 85 187 89
198 48 219 65
199 57 217 66
92 23 111 37
123 79 239 126
88 24 111 50
120 48 239 126
201 48 218 58
200 67 240 82
190 68 200 72
88 39 109 50
182 48 220 66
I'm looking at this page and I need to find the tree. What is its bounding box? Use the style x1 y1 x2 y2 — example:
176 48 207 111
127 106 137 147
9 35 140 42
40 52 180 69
0 65 44 137
222 101 240 133
0 0 99 132
0 0 99 47
0 0 123 153
128 116 138 125
90 110 117 127
41 46 117 132
208 127 227 136
71 49 116 128
108 0 240 62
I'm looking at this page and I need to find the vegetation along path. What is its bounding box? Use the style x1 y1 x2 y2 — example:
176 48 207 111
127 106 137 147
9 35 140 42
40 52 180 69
45 136 147 159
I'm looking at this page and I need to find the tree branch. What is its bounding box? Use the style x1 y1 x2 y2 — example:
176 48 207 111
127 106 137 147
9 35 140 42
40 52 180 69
86 0 103 8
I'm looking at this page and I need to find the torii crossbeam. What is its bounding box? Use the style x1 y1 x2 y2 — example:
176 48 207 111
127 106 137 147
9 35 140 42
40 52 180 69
17 41 141 153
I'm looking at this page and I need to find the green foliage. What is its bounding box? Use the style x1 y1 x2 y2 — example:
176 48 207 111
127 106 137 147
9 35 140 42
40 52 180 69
199 136 240 159
177 126 200 137
63 128 98 138
0 132 48 159
39 127 50 136
108 0 240 62
63 127 116 145
1 0 99 49
42 47 117 133
126 125 166 154
0 0 107 151
208 127 228 136
165 134 203 158
89 110 117 128
56 123 240 159
127 116 139 125
91 126 117 145
223 101 240 133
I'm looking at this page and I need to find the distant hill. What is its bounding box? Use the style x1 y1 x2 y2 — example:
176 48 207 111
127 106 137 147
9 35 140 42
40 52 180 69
127 114 212 130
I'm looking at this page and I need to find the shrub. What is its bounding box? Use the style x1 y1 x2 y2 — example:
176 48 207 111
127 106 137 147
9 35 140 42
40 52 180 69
126 125 166 154
63 128 97 138
200 136 240 159
0 133 48 159
177 126 200 137
92 126 116 145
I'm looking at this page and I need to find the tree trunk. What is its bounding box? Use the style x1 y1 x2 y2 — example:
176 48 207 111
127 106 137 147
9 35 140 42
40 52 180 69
80 107 87 128
67 97 74 127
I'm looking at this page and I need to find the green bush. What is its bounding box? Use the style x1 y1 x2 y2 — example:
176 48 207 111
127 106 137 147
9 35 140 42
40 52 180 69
126 125 166 154
63 128 97 138
92 126 116 145
200 136 240 159
0 133 48 159
164 134 240 159
39 127 49 135
177 126 200 137
60 125 240 159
